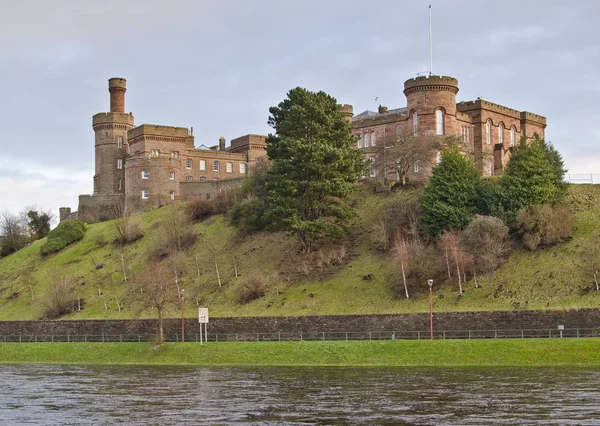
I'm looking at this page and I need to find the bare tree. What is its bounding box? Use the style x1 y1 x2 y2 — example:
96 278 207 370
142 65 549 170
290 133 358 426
439 230 465 294
127 261 179 343
0 210 28 256
393 234 411 299
583 235 600 291
111 201 143 245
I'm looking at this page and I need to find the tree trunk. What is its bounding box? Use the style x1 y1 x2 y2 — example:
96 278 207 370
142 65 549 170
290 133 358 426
445 248 451 278
157 308 164 344
401 261 409 299
195 255 200 277
456 260 463 294
121 253 127 282
473 270 479 288
595 270 599 291
215 257 222 287
233 257 239 278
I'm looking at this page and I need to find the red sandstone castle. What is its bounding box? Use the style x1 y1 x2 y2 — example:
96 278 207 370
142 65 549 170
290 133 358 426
60 75 546 223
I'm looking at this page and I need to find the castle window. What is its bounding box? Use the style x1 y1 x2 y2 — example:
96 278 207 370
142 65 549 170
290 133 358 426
486 120 492 145
151 149 160 157
213 160 220 172
141 190 149 200
413 112 418 136
369 158 376 178
206 193 211 200
170 191 175 201
413 154 419 173
396 126 403 141
371 132 376 147
186 175 193 181
200 176 207 181
364 132 370 148
357 135 362 148
199 160 206 171
141 170 149 179
186 159 192 169
171 151 179 159
169 171 175 180
226 162 233 173
435 109 445 135
117 159 123 170
117 136 123 148
117 178 122 191
240 163 246 174
498 123 504 145
510 127 516 147
487 159 493 176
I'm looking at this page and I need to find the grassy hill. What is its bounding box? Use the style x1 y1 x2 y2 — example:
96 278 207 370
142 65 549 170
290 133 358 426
1 184 600 321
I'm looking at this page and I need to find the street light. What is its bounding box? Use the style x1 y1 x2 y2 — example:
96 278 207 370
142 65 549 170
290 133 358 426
181 288 185 343
427 279 434 340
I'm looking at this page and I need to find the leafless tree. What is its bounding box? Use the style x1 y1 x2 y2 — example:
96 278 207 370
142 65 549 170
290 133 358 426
127 261 179 343
393 234 411 299
439 230 466 294
0 210 28 256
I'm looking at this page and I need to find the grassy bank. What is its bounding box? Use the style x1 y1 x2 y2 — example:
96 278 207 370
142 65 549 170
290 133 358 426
1 339 600 367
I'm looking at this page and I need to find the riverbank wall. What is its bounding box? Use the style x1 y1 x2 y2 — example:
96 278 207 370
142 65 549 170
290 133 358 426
1 309 599 337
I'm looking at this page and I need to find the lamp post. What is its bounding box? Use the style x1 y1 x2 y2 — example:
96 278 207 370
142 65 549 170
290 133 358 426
427 279 434 340
181 288 185 343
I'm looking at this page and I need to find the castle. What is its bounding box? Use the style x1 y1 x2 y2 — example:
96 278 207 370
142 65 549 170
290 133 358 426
60 75 546 223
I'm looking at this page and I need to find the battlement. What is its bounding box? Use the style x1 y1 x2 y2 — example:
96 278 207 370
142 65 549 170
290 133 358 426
128 124 192 140
108 77 127 91
404 75 459 95
92 112 135 127
520 111 547 125
230 134 267 151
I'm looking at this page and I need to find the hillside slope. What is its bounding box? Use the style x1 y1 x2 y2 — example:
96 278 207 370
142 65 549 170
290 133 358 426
1 185 600 320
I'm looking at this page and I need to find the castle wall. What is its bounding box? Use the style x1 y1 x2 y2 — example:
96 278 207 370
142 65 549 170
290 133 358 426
77 194 123 223
179 178 245 201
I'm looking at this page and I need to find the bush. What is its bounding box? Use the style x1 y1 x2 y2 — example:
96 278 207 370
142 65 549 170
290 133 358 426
213 187 247 215
40 220 86 256
185 199 214 222
373 198 420 251
41 275 75 319
237 272 265 304
461 215 510 274
229 197 266 233
114 216 143 245
516 204 574 250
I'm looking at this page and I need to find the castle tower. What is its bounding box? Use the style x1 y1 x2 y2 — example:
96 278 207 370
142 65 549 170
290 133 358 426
339 104 354 124
403 75 459 137
92 78 135 195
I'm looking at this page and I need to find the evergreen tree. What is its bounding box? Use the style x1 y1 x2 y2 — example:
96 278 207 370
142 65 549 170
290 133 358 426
419 145 482 239
263 87 366 251
499 134 567 225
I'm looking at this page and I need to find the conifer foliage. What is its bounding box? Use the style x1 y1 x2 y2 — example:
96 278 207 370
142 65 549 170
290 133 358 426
418 145 482 239
263 87 367 251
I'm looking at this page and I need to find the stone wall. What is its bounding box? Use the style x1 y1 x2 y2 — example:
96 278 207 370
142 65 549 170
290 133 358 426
1 309 599 337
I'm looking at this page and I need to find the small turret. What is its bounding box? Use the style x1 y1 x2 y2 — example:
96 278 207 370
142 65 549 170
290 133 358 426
108 78 127 113
339 104 354 123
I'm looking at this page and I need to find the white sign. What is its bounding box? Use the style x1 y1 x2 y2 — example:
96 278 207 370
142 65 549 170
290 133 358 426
198 308 209 324
558 325 565 330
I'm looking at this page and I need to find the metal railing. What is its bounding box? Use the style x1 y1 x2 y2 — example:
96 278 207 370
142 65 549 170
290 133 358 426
565 174 600 184
1 328 600 343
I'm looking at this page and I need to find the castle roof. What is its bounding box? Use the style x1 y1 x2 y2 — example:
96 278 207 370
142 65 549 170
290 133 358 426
352 107 407 122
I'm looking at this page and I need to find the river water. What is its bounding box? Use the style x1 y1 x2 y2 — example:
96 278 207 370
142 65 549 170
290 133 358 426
1 365 599 425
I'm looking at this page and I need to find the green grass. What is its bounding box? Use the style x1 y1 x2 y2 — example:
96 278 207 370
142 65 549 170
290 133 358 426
1 184 600 321
1 339 600 366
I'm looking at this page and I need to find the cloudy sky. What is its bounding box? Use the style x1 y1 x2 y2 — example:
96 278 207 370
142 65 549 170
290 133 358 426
0 0 598 217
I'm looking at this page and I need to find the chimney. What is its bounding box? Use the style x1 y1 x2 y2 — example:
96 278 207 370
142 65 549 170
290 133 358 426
108 77 127 113
378 105 388 114
219 137 226 152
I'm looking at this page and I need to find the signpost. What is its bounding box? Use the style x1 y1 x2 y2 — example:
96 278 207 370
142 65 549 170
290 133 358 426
558 324 564 338
198 308 209 345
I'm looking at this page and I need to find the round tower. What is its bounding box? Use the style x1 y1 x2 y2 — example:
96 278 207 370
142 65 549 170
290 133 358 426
403 75 459 136
92 78 135 195
108 77 127 113
339 104 354 124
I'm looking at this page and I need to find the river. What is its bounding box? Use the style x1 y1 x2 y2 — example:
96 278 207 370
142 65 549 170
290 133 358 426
1 365 599 425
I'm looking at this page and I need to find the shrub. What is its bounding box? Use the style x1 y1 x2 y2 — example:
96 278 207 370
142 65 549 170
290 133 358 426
41 275 75 319
229 197 266 233
373 198 420 251
237 272 266 304
212 187 247 215
461 215 510 274
185 199 214 222
114 216 143 245
516 204 574 250
40 220 86 256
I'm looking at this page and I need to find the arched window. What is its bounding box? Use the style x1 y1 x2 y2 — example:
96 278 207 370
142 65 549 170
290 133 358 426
498 123 504 145
510 126 516 147
357 135 363 148
412 112 418 136
488 159 493 176
371 131 376 146
364 132 370 147
435 109 445 135
369 158 376 178
213 160 220 172
486 120 492 145
413 154 419 173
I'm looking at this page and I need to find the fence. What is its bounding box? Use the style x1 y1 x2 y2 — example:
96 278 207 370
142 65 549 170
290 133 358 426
2 328 600 343
564 174 600 184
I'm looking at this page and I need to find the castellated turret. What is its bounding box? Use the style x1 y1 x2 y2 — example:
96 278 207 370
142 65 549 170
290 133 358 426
404 75 459 136
92 78 135 196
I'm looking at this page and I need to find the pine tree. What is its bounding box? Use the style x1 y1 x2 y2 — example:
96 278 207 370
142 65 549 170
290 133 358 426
263 87 367 251
419 145 482 239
